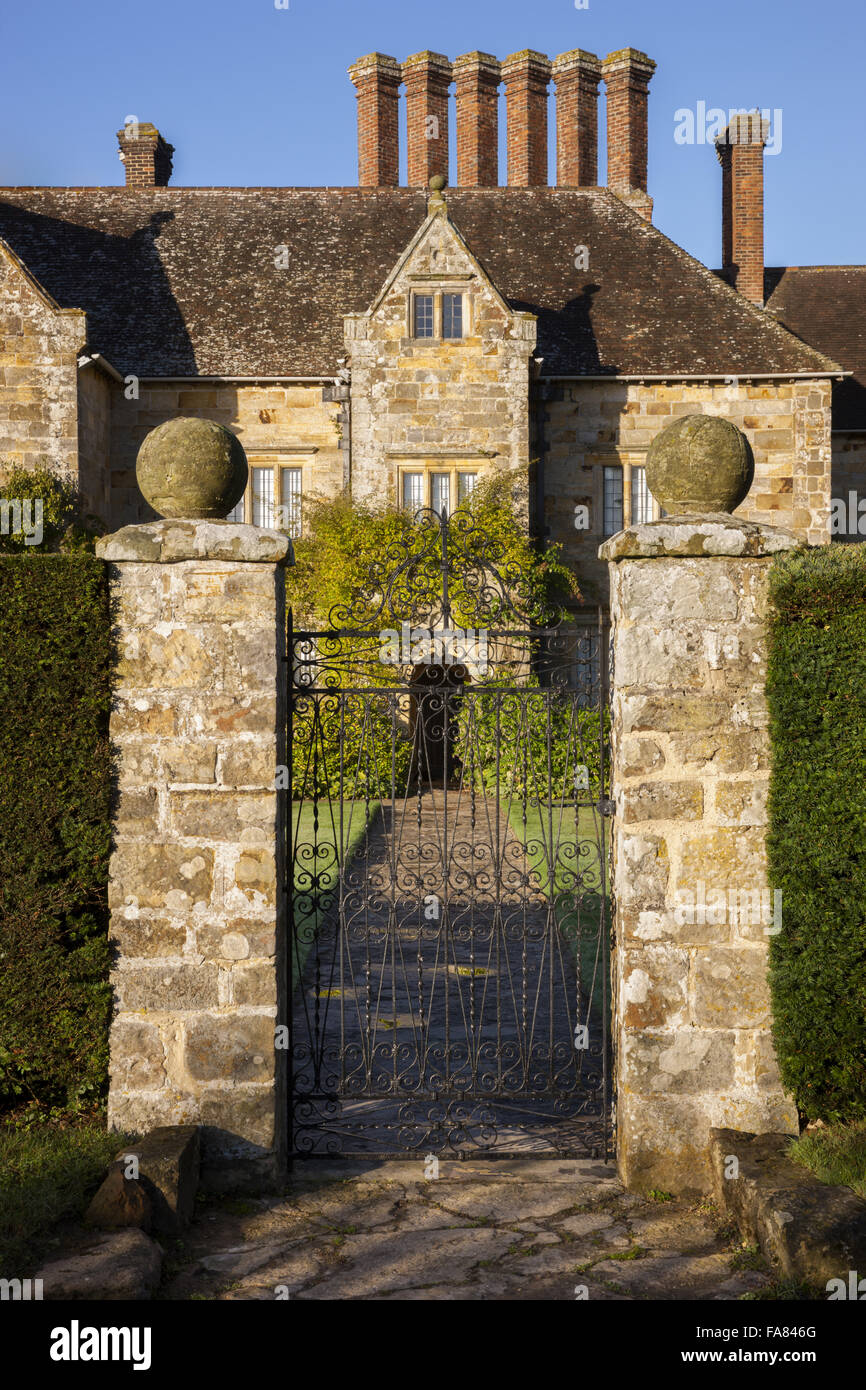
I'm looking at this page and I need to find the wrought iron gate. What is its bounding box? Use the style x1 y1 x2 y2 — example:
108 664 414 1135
285 507 611 1158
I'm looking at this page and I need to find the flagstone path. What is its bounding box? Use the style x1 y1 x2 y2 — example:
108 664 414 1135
159 1158 774 1302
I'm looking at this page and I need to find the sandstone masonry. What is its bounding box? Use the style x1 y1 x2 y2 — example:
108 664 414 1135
601 514 800 1194
97 519 291 1188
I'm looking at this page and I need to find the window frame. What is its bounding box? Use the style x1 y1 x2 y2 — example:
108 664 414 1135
602 464 624 538
397 463 480 515
227 456 307 539
412 293 435 339
409 288 468 341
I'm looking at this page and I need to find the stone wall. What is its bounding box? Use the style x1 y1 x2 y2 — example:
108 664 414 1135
0 240 85 483
545 378 833 609
832 432 866 540
109 383 343 528
602 515 800 1195
97 520 290 1189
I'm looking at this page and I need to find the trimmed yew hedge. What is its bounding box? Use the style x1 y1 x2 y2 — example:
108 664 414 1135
0 555 112 1112
766 545 866 1122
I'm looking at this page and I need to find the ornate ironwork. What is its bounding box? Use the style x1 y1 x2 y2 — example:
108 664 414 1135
285 508 612 1159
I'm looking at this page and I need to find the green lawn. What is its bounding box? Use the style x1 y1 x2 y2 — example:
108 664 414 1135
0 1113 131 1277
789 1120 866 1200
290 799 380 988
508 801 610 1014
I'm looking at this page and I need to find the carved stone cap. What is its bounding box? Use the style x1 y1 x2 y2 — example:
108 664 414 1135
646 414 755 515
135 416 248 520
453 52 501 80
96 520 294 565
348 53 401 82
601 48 656 80
501 50 553 81
599 514 803 562
552 49 602 79
402 51 453 81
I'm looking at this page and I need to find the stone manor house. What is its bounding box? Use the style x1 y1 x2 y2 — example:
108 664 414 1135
1 45 864 608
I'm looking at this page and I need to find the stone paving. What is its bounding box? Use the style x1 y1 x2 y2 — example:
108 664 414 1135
160 1158 772 1301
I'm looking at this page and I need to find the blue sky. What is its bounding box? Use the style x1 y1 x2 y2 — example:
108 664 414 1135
1 0 863 270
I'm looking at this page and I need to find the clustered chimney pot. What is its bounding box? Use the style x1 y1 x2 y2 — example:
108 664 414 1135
453 52 501 187
346 45 659 202
552 49 602 187
601 47 656 219
403 51 453 187
501 50 553 187
348 53 402 187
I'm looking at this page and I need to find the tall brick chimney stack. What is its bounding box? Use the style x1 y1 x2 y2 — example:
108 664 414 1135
715 113 770 306
348 53 402 187
552 49 602 186
117 122 174 188
403 52 452 187
601 48 656 219
453 52 501 187
501 50 552 187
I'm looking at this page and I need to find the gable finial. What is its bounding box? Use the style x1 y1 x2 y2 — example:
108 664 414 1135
428 174 447 213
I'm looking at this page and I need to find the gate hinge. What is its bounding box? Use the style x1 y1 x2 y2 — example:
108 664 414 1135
596 798 615 818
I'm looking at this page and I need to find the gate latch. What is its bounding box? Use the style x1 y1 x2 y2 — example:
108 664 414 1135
596 798 615 818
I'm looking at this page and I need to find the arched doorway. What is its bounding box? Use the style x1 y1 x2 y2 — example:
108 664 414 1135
409 660 469 785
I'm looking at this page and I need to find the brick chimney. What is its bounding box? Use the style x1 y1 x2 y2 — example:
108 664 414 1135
403 51 452 187
117 122 174 188
715 112 769 306
348 53 402 187
552 49 601 186
601 48 656 219
501 50 552 187
453 52 501 187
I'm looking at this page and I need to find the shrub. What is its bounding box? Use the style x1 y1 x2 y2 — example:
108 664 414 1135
455 681 609 802
286 473 583 800
0 465 106 554
0 554 112 1111
766 545 866 1122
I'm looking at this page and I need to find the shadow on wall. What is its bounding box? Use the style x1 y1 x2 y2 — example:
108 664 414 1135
524 289 623 613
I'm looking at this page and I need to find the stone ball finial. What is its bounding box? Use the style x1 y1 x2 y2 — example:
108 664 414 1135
645 414 755 516
429 174 447 192
136 417 248 519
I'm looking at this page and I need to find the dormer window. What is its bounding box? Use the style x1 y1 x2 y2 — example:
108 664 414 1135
411 290 465 340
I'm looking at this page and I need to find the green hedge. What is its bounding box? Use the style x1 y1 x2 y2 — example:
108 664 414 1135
0 555 112 1112
456 684 609 802
766 545 866 1122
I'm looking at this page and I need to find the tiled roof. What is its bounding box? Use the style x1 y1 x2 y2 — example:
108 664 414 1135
765 266 866 430
0 186 839 379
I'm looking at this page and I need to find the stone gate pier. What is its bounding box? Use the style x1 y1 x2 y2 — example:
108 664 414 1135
96 420 292 1190
602 416 801 1195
